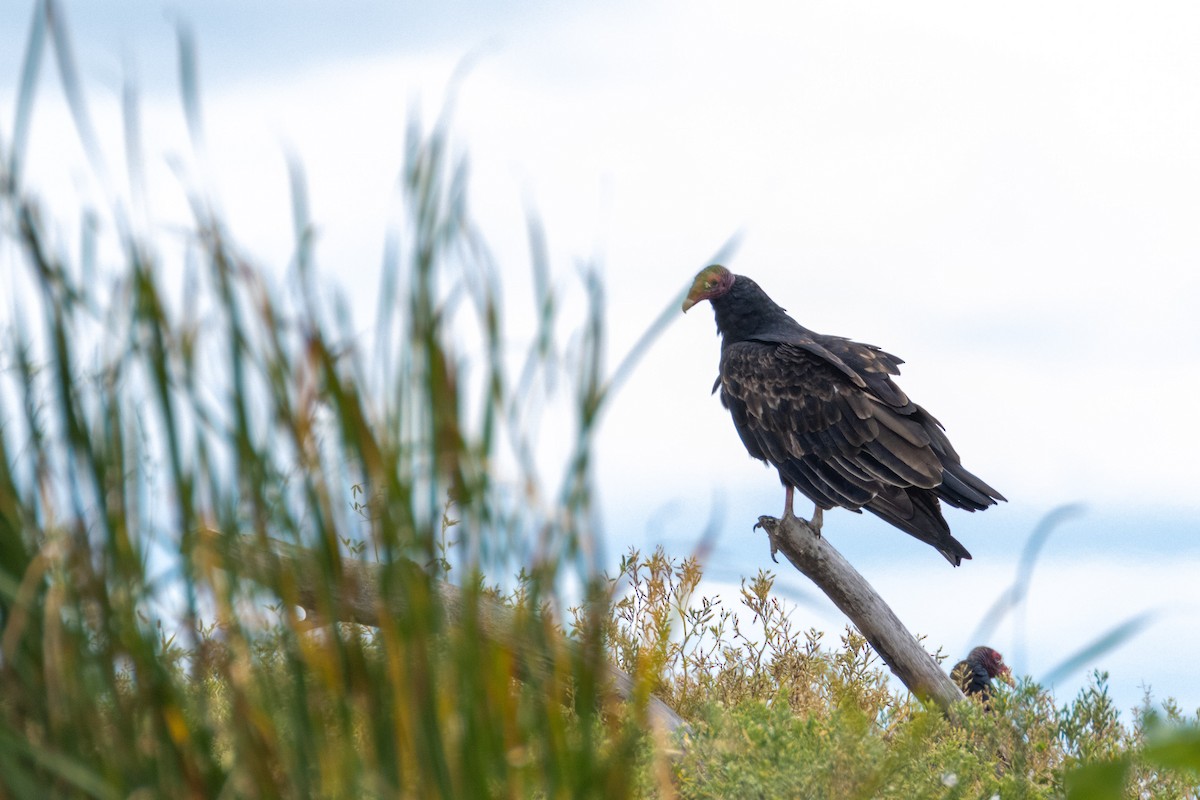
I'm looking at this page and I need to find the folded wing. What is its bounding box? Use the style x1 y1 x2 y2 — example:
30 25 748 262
718 334 1003 565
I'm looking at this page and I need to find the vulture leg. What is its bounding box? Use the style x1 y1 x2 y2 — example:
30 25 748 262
782 485 796 520
782 485 823 538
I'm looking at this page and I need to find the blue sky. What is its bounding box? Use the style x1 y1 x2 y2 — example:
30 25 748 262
2 0 1199 714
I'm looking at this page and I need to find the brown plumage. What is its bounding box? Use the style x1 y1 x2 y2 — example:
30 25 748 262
683 265 1005 564
951 646 1012 701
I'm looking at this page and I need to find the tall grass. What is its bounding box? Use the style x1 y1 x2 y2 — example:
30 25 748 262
0 3 672 796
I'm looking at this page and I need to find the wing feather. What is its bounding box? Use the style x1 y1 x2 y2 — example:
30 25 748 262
717 337 990 564
865 428 942 488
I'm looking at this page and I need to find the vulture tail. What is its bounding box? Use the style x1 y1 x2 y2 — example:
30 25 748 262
864 488 972 566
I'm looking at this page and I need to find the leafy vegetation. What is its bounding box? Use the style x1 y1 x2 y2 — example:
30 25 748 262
2 3 1199 797
611 549 1200 799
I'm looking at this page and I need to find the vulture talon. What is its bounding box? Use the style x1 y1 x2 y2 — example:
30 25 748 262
754 516 781 562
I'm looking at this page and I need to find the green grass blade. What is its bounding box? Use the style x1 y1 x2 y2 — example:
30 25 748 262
1040 610 1155 687
7 0 47 190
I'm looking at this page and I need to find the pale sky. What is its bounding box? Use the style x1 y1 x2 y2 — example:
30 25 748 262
3 0 1199 713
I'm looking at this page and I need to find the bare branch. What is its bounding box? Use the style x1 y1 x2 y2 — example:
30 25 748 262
754 515 964 712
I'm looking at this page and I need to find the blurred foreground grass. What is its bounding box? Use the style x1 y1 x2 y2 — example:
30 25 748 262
2 3 1200 797
0 7 654 795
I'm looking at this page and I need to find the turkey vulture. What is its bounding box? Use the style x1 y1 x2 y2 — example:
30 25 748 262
682 264 1004 565
951 646 1012 700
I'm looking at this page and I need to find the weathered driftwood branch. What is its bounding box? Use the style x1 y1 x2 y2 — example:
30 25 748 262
754 514 965 712
199 532 690 738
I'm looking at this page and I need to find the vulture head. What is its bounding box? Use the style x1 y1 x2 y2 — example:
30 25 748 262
682 265 735 312
953 645 1013 700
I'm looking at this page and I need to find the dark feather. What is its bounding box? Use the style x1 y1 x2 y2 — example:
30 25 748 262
952 646 1010 705
951 658 993 697
687 266 1004 565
